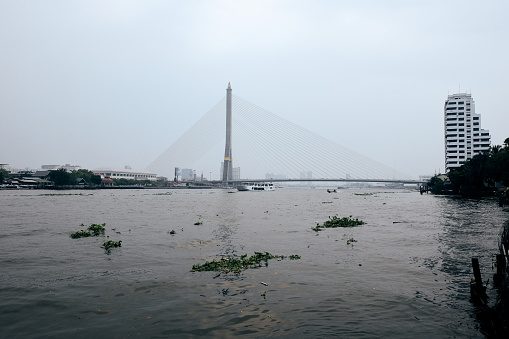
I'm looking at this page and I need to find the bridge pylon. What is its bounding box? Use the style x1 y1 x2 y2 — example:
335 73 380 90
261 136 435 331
222 82 233 186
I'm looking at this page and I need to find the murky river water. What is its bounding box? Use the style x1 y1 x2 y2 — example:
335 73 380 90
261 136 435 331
1 188 508 338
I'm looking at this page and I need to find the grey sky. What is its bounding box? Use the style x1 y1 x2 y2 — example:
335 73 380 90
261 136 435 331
1 0 508 178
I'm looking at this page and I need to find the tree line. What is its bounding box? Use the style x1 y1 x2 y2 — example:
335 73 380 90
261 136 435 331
48 168 102 186
429 137 509 195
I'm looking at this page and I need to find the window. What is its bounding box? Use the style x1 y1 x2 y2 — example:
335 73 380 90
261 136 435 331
473 128 479 131
481 133 489 136
446 107 457 110
448 101 457 105
458 101 464 104
458 107 464 110
473 117 479 120
459 134 464 137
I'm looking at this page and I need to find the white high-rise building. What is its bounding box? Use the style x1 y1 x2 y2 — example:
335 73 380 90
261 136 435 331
444 93 491 172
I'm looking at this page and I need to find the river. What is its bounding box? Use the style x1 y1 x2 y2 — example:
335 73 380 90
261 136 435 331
0 188 507 338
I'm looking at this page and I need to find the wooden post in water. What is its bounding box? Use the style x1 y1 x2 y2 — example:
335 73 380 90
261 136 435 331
472 258 483 290
471 258 487 303
494 254 506 285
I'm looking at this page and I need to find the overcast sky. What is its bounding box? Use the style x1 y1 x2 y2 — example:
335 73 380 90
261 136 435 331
1 0 508 178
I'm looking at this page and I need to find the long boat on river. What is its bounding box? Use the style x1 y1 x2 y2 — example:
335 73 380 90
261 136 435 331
237 182 275 191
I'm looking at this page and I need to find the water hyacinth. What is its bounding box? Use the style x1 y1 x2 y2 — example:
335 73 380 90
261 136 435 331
191 252 301 274
102 240 122 250
70 223 106 238
312 216 365 232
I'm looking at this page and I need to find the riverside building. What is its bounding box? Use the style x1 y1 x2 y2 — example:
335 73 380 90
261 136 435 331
444 93 491 172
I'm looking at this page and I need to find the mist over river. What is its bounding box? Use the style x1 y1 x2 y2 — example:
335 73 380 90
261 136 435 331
1 188 508 338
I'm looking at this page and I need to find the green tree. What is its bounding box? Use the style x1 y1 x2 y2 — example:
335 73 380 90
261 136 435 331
0 168 8 184
90 174 102 185
428 175 445 194
48 168 73 186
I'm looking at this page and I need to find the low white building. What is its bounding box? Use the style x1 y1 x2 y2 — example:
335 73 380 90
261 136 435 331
93 168 157 181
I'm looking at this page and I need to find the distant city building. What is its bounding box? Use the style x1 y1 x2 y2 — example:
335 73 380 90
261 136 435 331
300 171 312 179
444 93 491 172
92 168 157 181
220 163 240 180
41 165 61 170
41 164 81 172
232 167 240 180
265 173 287 180
181 168 194 181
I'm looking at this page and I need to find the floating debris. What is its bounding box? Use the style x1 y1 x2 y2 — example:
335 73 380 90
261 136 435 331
169 230 176 235
355 193 373 196
312 216 365 232
191 252 301 274
70 223 106 239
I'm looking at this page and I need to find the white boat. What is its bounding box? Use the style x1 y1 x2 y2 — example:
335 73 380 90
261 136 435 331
237 182 275 191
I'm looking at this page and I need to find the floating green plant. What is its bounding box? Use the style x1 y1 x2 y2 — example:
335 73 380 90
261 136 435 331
38 193 92 196
355 193 373 196
154 192 172 195
194 221 203 225
70 223 106 238
289 254 301 260
102 240 122 250
347 237 357 245
169 230 176 235
312 216 365 232
191 251 301 274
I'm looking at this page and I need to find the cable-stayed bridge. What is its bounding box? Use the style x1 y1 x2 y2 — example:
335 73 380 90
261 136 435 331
147 88 419 184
